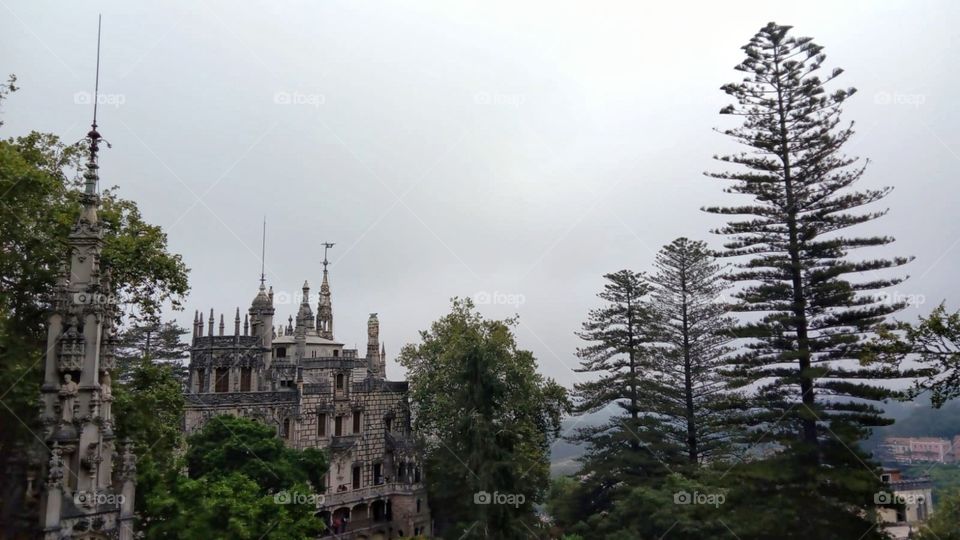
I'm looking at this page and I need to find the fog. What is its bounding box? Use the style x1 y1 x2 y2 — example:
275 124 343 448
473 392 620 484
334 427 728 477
3 0 958 387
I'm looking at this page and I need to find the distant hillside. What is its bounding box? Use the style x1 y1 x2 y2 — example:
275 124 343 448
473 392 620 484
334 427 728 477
550 408 616 477
552 398 960 475
863 398 960 453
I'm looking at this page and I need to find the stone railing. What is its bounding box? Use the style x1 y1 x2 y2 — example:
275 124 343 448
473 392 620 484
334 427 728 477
191 335 262 349
329 435 359 451
301 382 332 395
351 378 409 394
185 390 297 406
301 358 365 370
320 482 426 508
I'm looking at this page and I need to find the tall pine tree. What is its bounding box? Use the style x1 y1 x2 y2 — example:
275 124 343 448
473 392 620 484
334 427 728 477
704 22 911 538
648 238 737 465
115 319 190 383
569 270 680 521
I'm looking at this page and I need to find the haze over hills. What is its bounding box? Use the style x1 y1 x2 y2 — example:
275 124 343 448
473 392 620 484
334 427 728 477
551 398 960 477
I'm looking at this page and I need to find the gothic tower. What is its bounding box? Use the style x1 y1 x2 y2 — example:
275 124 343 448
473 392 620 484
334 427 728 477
37 117 135 539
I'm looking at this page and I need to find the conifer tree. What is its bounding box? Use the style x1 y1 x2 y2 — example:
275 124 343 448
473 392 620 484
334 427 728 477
115 319 190 382
703 22 910 538
569 270 680 519
648 238 736 465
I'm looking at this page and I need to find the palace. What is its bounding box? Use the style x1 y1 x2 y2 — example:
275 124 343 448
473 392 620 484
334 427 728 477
183 257 431 538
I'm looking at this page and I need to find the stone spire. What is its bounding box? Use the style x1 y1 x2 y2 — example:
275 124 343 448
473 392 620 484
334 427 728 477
296 280 314 332
380 343 387 378
249 280 275 370
37 22 135 536
367 313 382 377
317 242 335 339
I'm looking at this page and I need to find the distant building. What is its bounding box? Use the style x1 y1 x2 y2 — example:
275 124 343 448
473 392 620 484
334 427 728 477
184 259 431 538
879 436 955 464
878 469 934 540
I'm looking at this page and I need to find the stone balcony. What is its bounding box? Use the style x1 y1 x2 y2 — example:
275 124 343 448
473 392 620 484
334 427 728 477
320 481 426 508
329 435 360 451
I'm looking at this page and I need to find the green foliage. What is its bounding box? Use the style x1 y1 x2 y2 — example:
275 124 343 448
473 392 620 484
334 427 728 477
144 473 322 540
111 358 185 531
916 487 960 540
866 302 960 407
115 319 190 383
647 237 739 464
570 270 662 447
398 298 569 539
0 74 15 126
567 269 684 522
144 415 327 540
545 476 579 529
903 464 960 500
551 23 913 540
113 357 185 470
706 20 908 450
699 21 907 536
185 415 327 493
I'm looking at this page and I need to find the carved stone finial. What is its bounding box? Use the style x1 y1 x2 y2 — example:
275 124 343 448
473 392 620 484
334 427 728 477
46 444 64 488
120 439 137 481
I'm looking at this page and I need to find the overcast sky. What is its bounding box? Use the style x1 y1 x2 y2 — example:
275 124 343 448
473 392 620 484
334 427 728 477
3 0 958 388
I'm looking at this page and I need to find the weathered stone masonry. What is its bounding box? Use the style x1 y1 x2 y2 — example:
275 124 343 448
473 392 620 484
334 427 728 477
184 264 431 539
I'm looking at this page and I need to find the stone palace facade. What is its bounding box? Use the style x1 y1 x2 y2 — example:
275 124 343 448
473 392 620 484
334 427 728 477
184 262 431 539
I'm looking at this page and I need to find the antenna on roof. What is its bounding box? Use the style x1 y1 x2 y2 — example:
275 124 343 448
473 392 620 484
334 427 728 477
260 217 267 286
